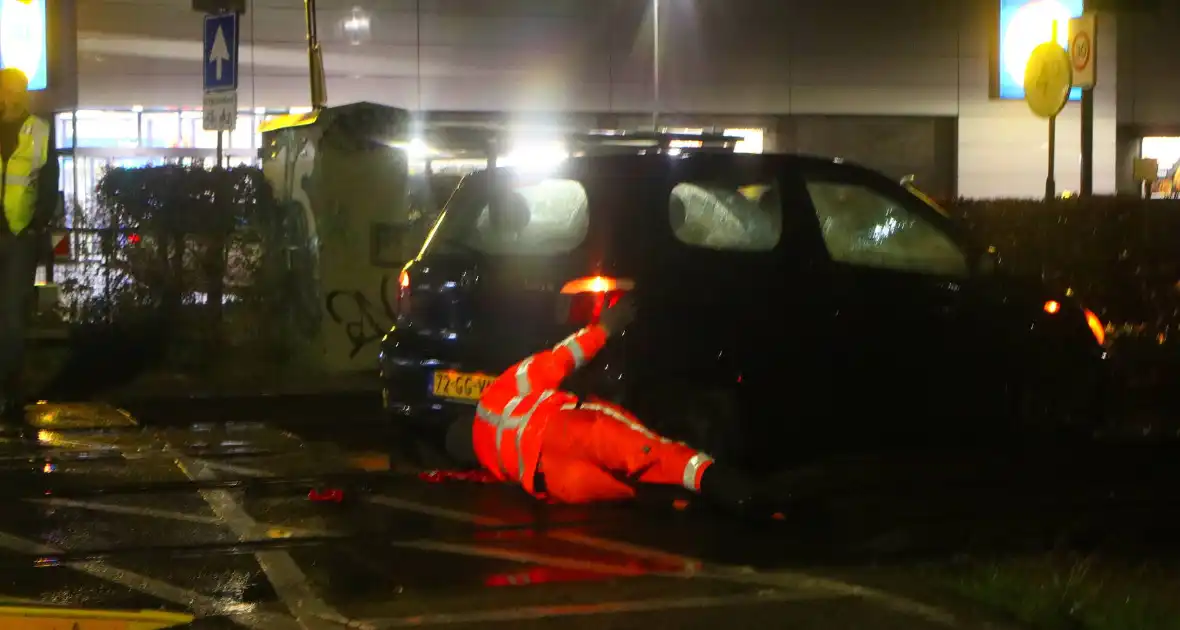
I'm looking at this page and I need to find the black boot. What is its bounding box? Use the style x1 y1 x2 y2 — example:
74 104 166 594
698 462 758 516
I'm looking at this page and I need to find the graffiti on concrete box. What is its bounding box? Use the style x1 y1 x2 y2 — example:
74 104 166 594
324 273 398 359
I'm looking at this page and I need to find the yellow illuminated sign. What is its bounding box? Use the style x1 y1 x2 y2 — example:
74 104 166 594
998 0 1082 100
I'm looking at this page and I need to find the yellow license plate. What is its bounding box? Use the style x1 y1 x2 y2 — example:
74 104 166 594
432 371 496 402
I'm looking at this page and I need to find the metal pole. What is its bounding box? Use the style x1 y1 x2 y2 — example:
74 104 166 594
1046 115 1056 201
1079 3 1094 197
652 0 660 131
303 0 326 109
1080 88 1093 196
1046 20 1058 201
216 131 224 168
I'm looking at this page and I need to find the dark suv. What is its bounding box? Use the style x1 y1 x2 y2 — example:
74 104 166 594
379 151 1108 470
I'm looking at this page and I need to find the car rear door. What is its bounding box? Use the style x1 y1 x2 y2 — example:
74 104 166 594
792 161 996 447
622 154 837 463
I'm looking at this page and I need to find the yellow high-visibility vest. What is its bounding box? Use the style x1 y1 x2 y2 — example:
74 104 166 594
2 113 50 235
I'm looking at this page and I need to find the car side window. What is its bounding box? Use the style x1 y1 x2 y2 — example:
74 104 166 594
668 181 782 251
804 180 968 277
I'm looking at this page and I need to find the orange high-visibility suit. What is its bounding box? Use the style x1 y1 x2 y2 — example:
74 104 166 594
473 324 715 503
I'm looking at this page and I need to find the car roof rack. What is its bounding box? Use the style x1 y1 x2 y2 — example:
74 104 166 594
568 131 741 155
415 126 742 159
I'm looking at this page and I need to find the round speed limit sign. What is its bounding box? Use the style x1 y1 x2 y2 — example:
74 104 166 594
1071 32 1091 72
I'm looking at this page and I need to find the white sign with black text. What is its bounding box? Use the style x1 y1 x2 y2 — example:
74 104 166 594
202 91 238 131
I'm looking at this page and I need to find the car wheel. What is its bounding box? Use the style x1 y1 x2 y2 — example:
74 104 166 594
616 384 745 462
685 389 746 462
633 386 745 462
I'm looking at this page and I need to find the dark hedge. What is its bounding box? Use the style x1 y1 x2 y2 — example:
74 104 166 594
950 196 1180 335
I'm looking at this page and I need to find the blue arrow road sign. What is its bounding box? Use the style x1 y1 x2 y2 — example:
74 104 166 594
203 12 239 92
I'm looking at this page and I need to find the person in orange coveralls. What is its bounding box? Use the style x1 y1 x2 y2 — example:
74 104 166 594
448 295 757 513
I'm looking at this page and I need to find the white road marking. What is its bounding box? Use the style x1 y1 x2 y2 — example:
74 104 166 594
192 458 282 478
0 530 295 629
391 540 653 577
30 498 226 527
364 494 960 626
362 589 847 627
366 495 501 526
706 567 960 627
29 435 120 452
550 531 703 572
170 454 349 630
28 497 325 538
365 494 702 572
44 423 957 627
46 427 333 629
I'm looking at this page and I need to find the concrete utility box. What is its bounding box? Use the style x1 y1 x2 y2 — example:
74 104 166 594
259 102 415 374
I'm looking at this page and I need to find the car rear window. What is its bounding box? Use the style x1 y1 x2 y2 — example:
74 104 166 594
669 181 782 251
430 174 590 256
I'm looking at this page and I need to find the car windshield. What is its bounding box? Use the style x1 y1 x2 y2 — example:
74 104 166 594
426 170 590 256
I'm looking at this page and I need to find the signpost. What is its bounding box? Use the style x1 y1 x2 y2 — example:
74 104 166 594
1070 11 1098 197
202 11 239 167
1024 21 1072 201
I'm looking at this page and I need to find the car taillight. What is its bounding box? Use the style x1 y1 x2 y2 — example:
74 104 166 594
1084 308 1105 345
396 268 412 317
560 275 635 327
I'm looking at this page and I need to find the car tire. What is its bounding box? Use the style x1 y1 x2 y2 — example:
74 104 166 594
627 386 744 462
682 389 746 462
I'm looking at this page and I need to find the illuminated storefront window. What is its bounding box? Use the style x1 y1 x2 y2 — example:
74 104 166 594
662 127 765 153
0 0 47 90
74 110 139 148
60 108 269 151
725 129 764 154
998 0 1083 101
142 112 181 148
229 114 256 148
1141 137 1180 198
178 111 214 148
54 112 74 149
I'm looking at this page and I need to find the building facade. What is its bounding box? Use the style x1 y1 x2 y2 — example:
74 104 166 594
23 0 1180 204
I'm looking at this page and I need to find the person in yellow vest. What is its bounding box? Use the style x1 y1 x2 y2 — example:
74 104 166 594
0 68 55 421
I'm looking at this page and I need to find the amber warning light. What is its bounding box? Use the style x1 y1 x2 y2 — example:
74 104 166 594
560 275 636 294
1084 309 1105 346
396 268 412 317
560 275 635 326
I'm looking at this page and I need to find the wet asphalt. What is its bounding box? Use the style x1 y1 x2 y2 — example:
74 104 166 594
1 395 1179 629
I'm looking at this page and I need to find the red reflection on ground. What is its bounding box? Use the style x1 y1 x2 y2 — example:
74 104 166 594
418 469 502 484
308 488 344 502
484 566 621 587
473 528 537 541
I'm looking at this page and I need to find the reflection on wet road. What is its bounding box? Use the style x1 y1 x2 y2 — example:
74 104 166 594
0 399 1074 629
